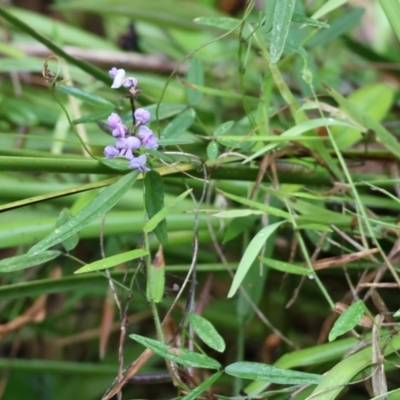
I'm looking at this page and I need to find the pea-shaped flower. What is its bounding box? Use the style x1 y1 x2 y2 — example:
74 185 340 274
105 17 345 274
137 126 158 150
109 67 138 89
134 108 151 126
129 154 150 172
104 145 120 158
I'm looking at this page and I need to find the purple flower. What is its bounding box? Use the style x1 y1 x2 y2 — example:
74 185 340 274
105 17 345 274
129 154 150 172
109 68 138 89
107 113 128 138
116 136 141 159
137 126 158 150
108 67 118 78
104 145 120 158
107 113 122 128
134 108 151 125
123 77 138 89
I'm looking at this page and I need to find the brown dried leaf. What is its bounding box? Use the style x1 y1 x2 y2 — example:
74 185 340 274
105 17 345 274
99 288 115 360
102 348 154 400
0 268 61 340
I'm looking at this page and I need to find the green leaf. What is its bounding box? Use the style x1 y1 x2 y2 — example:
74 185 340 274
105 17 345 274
260 257 310 276
379 0 400 44
146 254 165 303
270 0 296 63
220 191 290 219
263 0 278 33
181 372 222 400
394 309 400 318
291 13 329 28
100 158 131 171
206 141 219 160
143 189 192 233
311 0 347 20
187 58 204 106
214 121 234 137
57 209 79 251
161 108 196 139
188 312 226 352
244 117 358 163
56 85 114 108
130 334 221 369
331 83 394 149
144 170 168 245
213 210 264 218
310 334 400 400
325 85 400 159
74 249 148 274
227 221 285 298
194 16 240 30
328 300 365 342
28 171 138 254
308 8 364 47
225 362 322 384
0 251 61 273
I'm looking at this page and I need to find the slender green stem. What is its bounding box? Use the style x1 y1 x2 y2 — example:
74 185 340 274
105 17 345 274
284 197 335 309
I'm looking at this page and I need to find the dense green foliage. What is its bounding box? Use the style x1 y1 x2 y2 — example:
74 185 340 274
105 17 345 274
1 0 400 399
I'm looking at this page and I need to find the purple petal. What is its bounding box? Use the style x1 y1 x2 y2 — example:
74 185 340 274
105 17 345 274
112 123 128 138
107 112 122 128
123 77 138 88
129 154 150 171
125 136 141 150
104 145 120 158
108 67 118 78
138 126 158 149
134 108 151 125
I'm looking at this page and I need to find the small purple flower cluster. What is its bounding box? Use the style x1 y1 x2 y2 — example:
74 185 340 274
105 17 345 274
104 68 158 172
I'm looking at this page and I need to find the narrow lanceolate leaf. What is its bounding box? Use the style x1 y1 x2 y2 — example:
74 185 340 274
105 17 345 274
144 170 168 245
181 372 222 400
56 84 114 108
227 221 285 298
188 312 226 352
220 191 290 219
57 209 79 252
0 251 60 273
225 362 322 385
260 257 310 276
28 171 139 255
187 58 204 106
291 13 329 28
194 16 240 30
270 0 296 63
74 249 148 274
130 334 221 370
146 246 165 303
144 189 192 233
161 108 196 139
329 300 365 342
